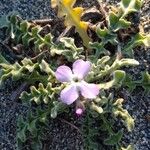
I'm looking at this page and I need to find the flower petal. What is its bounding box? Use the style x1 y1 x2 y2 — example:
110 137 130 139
73 59 91 79
79 81 99 99
60 85 79 105
55 66 73 82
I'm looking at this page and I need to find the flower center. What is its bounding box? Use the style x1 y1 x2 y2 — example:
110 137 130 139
73 77 80 82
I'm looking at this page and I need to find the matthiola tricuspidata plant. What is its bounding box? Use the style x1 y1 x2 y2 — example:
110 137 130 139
0 0 149 149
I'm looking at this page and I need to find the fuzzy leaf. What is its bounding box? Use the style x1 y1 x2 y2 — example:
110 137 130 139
104 130 123 145
0 12 18 28
121 145 135 150
0 53 10 64
113 99 134 131
140 72 150 94
6 15 55 53
0 15 10 28
17 116 27 143
39 60 55 75
51 37 84 61
20 21 30 32
89 42 109 57
99 70 126 89
120 0 143 18
123 71 150 94
90 102 103 114
123 33 150 56
123 75 136 92
0 58 54 86
119 58 139 66
51 101 67 118
96 26 117 44
108 12 131 31
89 57 139 83
20 83 53 104
27 119 38 136
17 126 27 143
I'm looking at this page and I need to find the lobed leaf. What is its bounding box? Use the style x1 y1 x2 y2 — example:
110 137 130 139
104 130 123 145
20 83 54 104
0 57 54 86
99 70 126 89
51 0 91 47
123 33 150 56
113 99 134 132
120 0 143 18
108 12 131 31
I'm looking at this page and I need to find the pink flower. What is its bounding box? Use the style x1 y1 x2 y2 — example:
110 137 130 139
55 59 99 105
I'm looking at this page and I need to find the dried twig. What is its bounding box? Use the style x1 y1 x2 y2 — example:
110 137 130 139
30 18 63 26
0 40 23 61
31 50 50 61
58 117 82 134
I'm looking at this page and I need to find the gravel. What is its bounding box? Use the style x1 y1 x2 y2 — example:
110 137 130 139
0 0 150 150
0 0 55 19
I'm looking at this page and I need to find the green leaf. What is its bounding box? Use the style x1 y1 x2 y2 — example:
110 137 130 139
17 126 27 143
51 37 84 61
99 70 126 89
31 26 41 37
122 72 150 94
0 15 10 28
119 58 139 66
123 33 150 56
140 72 150 94
20 21 29 32
0 53 10 64
96 26 117 43
121 144 135 150
108 12 131 31
113 99 134 131
27 119 38 136
51 101 66 118
89 42 108 57
120 0 143 18
123 75 136 92
0 12 19 28
20 83 53 104
90 102 103 114
0 58 53 85
39 60 55 75
104 130 123 145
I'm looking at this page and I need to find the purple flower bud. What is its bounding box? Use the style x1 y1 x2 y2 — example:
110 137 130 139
75 108 83 116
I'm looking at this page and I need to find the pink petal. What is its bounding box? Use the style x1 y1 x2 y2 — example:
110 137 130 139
60 85 79 105
76 108 83 116
79 81 99 99
72 59 91 79
55 66 73 82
